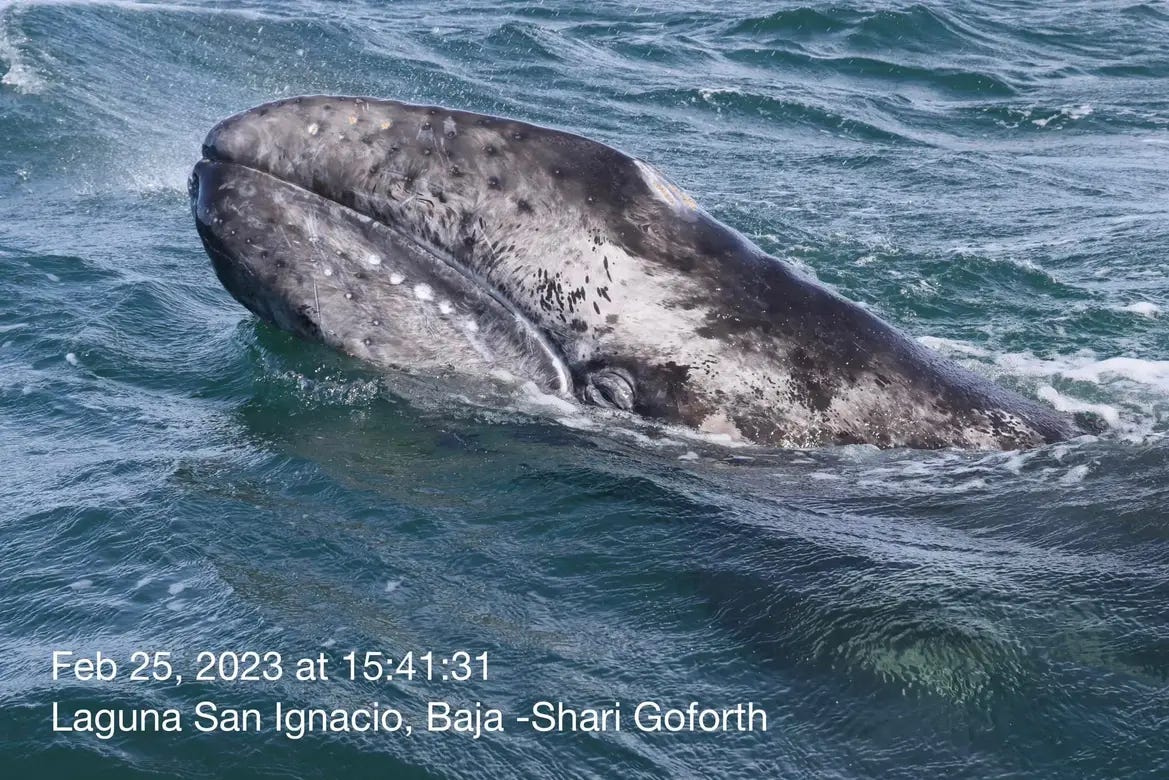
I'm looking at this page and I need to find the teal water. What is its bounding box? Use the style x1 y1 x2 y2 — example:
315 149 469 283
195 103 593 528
2 1 1168 777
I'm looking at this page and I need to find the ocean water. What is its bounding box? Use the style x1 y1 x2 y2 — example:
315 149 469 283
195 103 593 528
2 1 1168 777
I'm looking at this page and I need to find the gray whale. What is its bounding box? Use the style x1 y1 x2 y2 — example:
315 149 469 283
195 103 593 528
190 95 1082 449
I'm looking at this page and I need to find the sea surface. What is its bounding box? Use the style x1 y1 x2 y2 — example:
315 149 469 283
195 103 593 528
2 1 1168 778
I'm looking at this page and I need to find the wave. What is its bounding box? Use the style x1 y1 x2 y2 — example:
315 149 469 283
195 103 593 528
724 45 1018 99
623 85 919 144
726 4 1002 56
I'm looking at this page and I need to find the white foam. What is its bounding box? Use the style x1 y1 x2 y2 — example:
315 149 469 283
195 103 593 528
64 352 78 366
923 336 1169 396
1120 301 1161 318
68 578 93 591
1037 385 1120 428
384 579 401 593
917 336 991 358
1058 464 1090 486
123 162 192 196
1032 104 1092 128
167 581 187 596
1054 357 1169 394
519 380 578 414
0 17 45 94
1001 451 1032 474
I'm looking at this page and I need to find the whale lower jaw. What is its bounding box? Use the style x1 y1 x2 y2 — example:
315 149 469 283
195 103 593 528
190 157 574 395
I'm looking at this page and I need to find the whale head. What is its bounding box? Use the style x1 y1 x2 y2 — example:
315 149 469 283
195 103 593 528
191 95 746 421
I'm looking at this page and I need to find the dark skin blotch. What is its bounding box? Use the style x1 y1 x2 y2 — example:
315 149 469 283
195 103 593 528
295 304 323 339
787 346 838 413
631 360 700 423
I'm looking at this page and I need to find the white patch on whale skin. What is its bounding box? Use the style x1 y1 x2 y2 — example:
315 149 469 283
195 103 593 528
389 273 404 285
438 300 453 315
464 329 495 363
633 159 698 214
442 116 457 137
698 411 745 441
413 283 433 301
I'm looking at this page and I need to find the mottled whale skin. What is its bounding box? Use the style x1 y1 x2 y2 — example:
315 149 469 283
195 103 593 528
190 95 1080 450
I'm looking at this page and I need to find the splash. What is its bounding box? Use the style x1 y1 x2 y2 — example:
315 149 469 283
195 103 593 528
0 4 46 94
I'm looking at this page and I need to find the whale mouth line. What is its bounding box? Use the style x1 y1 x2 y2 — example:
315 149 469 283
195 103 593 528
194 148 575 397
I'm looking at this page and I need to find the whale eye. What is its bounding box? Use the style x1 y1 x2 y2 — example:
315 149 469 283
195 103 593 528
584 367 635 411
